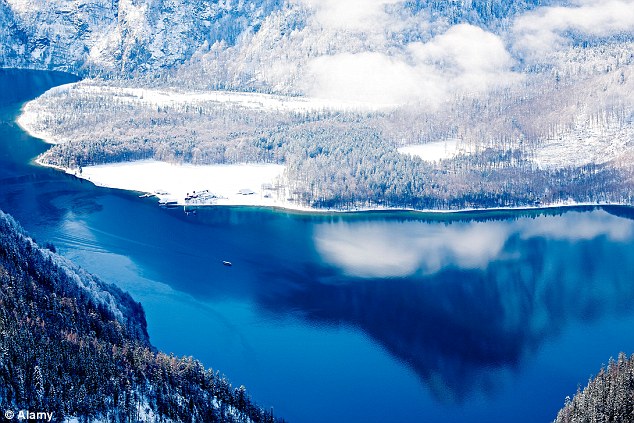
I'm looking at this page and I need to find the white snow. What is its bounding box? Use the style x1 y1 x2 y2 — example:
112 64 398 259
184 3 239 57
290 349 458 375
17 82 80 144
398 138 465 162
4 0 41 15
531 115 632 169
73 160 304 209
77 83 394 112
40 159 626 214
17 106 58 145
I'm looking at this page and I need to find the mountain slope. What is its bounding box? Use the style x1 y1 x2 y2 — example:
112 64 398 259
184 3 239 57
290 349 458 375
0 0 281 77
0 0 560 85
0 209 282 422
555 353 634 423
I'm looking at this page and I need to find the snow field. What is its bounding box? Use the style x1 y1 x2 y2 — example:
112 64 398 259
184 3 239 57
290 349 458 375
76 160 294 208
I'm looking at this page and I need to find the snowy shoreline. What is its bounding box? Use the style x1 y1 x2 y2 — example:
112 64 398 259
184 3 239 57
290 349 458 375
35 158 313 210
33 156 628 216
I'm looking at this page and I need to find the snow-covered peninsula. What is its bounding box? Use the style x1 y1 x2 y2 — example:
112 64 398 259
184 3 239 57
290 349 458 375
19 70 634 213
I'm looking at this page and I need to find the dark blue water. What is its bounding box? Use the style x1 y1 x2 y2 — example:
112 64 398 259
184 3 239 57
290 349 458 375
2 69 634 422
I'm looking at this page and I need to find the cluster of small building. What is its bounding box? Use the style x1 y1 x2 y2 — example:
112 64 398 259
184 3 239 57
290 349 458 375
150 183 280 209
185 189 219 204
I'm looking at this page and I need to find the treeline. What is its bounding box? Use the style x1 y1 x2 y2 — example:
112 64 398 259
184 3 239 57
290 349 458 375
555 353 634 422
0 210 284 423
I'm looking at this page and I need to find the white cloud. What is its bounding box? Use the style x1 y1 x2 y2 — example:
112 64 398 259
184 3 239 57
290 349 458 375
305 51 444 106
299 0 401 32
513 0 634 59
304 24 519 106
408 24 517 93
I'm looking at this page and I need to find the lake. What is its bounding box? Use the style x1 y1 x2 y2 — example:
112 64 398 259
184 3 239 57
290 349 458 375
1 69 634 422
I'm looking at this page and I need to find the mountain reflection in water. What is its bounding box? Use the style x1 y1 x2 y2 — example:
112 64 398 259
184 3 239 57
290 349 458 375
257 210 634 402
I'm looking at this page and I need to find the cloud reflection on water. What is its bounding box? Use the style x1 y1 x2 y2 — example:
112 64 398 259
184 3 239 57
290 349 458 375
314 210 634 278
517 211 634 242
314 221 509 277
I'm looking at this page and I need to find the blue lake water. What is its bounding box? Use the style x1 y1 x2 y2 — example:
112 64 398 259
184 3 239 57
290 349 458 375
1 69 634 422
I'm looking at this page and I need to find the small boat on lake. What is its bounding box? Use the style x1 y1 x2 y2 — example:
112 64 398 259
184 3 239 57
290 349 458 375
222 261 232 266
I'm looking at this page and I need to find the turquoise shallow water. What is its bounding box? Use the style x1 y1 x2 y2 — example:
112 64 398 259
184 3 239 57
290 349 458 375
2 69 634 422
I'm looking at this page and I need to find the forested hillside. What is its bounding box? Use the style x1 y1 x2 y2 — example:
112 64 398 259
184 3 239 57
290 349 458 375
555 353 634 423
0 209 282 422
